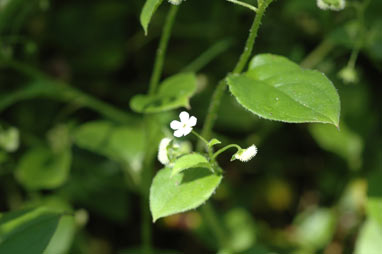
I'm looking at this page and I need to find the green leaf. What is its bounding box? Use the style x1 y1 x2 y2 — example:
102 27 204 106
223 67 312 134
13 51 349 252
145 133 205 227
74 121 146 185
171 153 210 177
0 208 61 254
309 123 363 170
130 73 197 113
227 54 340 127
224 208 257 252
150 167 222 222
208 138 222 148
355 218 382 254
367 170 382 228
293 207 336 250
140 0 164 35
15 147 72 190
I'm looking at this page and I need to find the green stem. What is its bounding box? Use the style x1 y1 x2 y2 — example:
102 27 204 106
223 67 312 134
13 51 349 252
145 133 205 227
200 203 231 253
199 0 272 146
212 144 241 160
182 39 233 73
233 0 272 74
346 0 371 70
300 39 334 69
197 2 272 252
0 60 132 124
148 5 179 95
192 130 209 146
142 6 180 253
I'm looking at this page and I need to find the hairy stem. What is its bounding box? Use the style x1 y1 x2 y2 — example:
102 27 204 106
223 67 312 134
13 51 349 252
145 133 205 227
212 144 241 160
148 5 179 95
199 0 272 145
197 1 272 252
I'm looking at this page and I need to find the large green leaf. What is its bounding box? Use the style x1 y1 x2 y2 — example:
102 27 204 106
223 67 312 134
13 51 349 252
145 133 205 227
171 153 210 177
130 73 197 113
15 147 72 190
140 0 164 35
0 208 61 254
150 167 222 222
227 54 340 127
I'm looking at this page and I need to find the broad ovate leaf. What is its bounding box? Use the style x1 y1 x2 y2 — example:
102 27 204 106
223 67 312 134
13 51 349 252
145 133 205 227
140 0 164 35
0 208 62 254
130 73 197 113
227 54 340 127
171 153 210 177
150 167 222 222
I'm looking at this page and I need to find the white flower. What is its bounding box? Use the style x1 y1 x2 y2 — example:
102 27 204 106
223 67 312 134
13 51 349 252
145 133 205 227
170 111 197 138
168 0 184 5
233 145 258 162
158 137 172 165
317 0 345 11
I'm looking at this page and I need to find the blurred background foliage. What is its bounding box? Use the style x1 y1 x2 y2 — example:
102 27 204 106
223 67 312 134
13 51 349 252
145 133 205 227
0 0 381 253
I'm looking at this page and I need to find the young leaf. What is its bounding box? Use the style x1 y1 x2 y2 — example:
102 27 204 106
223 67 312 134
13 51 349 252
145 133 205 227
130 73 197 113
227 54 340 127
15 147 72 190
0 208 62 254
140 0 164 35
171 153 210 177
150 167 222 222
208 138 222 148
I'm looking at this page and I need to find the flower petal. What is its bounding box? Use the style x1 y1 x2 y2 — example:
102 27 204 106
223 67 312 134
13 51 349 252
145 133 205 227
188 116 197 127
179 111 189 123
170 120 181 130
174 129 184 137
182 127 193 136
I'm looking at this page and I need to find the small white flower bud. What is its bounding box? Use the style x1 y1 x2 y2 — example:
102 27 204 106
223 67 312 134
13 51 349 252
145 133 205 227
317 0 346 11
158 138 172 165
233 145 258 162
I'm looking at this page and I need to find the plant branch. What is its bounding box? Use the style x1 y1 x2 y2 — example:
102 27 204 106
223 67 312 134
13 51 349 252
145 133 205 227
148 5 179 95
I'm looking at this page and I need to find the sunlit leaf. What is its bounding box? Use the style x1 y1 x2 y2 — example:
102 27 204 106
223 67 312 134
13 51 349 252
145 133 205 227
355 218 382 254
293 207 336 250
130 73 197 113
150 167 222 222
227 54 340 127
